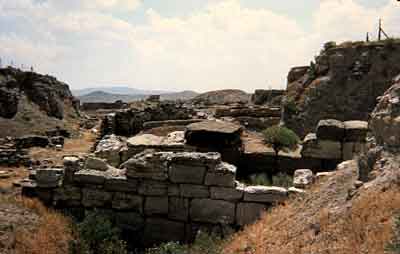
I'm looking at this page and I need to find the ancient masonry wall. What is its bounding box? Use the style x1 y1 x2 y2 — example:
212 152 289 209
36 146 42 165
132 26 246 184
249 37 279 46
27 152 290 246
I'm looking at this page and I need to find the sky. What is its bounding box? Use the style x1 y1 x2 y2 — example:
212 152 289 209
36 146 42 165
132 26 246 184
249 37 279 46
0 0 399 92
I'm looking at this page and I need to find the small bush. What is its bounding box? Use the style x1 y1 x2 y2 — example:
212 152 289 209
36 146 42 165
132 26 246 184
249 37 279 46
146 231 221 254
70 211 127 254
262 125 300 155
386 214 400 253
283 98 298 114
248 173 293 188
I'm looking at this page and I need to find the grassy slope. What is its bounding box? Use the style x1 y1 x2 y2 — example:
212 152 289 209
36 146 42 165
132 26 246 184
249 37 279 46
223 158 400 254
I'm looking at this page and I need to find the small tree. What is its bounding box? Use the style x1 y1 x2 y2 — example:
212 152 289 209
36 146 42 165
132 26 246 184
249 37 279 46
262 125 300 182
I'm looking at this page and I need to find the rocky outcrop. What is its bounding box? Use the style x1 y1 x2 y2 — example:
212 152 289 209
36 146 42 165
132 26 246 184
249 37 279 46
251 89 284 106
0 67 80 137
21 151 293 247
370 74 400 149
283 41 400 137
192 89 251 105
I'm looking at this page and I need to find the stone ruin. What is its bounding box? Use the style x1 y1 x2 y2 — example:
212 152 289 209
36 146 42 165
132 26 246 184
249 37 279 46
22 151 293 247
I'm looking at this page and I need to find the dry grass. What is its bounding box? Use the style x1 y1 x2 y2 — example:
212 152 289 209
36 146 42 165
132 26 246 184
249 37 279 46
14 198 74 254
0 166 29 189
29 130 96 165
223 182 400 254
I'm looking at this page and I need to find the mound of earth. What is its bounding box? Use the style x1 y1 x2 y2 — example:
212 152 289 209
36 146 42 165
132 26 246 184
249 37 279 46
192 89 251 105
0 67 80 138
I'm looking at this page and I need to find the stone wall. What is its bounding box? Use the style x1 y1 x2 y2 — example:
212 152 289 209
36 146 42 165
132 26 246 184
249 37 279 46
100 102 195 137
24 151 290 247
251 89 284 106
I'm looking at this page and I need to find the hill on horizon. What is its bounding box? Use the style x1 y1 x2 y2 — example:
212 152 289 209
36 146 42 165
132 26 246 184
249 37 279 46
72 86 173 97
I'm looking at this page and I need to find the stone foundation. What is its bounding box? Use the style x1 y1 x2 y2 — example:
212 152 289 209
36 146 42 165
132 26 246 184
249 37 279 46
22 151 291 247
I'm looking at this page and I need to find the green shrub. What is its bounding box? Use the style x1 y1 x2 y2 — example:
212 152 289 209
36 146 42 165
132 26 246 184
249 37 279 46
146 231 221 254
284 98 298 114
386 214 400 253
249 173 271 186
262 125 300 156
248 173 293 188
69 211 127 254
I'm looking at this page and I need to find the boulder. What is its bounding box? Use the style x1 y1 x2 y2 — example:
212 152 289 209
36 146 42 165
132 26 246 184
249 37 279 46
63 156 81 184
121 152 169 180
190 198 235 224
243 186 288 203
84 156 109 171
316 119 345 141
185 120 242 148
343 121 368 142
293 169 314 188
301 133 342 159
94 135 125 167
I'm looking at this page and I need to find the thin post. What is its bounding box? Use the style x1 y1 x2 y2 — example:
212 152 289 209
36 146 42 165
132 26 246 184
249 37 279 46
378 19 382 41
366 32 369 42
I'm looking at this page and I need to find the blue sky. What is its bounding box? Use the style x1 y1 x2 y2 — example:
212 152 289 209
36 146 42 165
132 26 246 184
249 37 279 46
0 0 399 92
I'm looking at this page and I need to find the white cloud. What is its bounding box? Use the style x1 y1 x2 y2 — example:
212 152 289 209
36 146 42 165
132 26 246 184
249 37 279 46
0 0 399 92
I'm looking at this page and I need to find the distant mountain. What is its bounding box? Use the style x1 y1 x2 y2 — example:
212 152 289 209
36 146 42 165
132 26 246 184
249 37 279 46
192 89 251 105
72 86 170 97
78 90 198 103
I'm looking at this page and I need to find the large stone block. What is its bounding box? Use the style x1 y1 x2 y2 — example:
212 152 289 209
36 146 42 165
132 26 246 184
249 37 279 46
144 196 168 215
36 168 63 188
236 202 267 226
121 152 169 181
169 197 189 221
343 121 368 142
243 186 288 203
144 218 185 245
168 152 222 167
82 188 112 207
53 186 81 206
84 156 109 171
205 162 236 187
74 169 107 185
104 175 137 192
168 184 180 196
168 163 206 184
94 134 125 167
63 156 80 184
210 187 243 201
112 193 143 212
180 184 209 198
316 119 345 141
342 142 366 160
190 198 235 224
138 180 168 196
293 169 314 188
301 133 342 159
